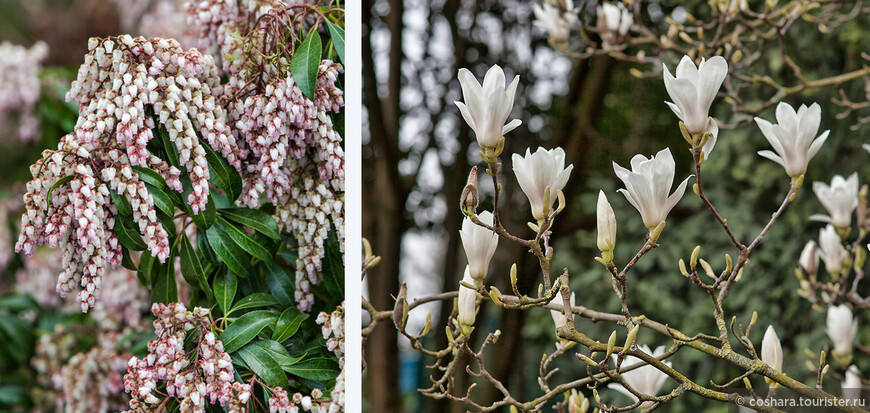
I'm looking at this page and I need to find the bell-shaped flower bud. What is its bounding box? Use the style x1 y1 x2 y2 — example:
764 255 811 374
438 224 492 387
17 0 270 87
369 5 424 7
533 0 578 44
607 345 671 408
512 147 574 221
457 267 478 336
755 102 829 178
662 55 728 135
842 365 862 402
827 304 858 363
460 211 499 286
818 225 848 274
596 190 617 257
454 65 521 149
613 148 690 230
810 173 859 229
799 240 819 276
761 326 783 373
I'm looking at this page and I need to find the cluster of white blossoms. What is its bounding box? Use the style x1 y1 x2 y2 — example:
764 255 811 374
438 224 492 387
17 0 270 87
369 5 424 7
186 1 346 311
14 35 241 312
0 41 47 143
124 303 252 412
52 332 131 413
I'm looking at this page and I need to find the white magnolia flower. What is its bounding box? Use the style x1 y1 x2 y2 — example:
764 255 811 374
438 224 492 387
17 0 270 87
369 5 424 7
761 326 783 372
596 190 617 253
613 148 690 229
799 240 818 275
818 225 848 274
457 267 478 335
843 365 862 401
550 291 576 330
755 102 829 178
512 147 574 220
454 65 521 149
460 211 499 285
662 55 728 135
598 2 632 36
567 389 590 413
608 345 671 406
810 173 859 229
533 1 578 44
827 304 858 357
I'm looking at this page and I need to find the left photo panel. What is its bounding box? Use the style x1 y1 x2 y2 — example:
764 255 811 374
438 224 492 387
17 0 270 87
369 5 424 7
0 1 346 412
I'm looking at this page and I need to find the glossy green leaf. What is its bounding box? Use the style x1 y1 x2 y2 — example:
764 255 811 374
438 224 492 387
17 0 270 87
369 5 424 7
272 307 309 343
236 341 288 389
228 293 280 315
220 310 277 353
250 339 303 368
0 294 38 312
121 248 138 271
322 232 343 303
197 228 216 263
137 250 155 286
213 270 238 316
46 175 74 202
283 357 340 382
113 217 146 251
200 140 242 202
158 123 181 169
151 252 178 304
144 183 175 217
132 166 167 189
325 20 345 63
219 208 281 240
264 262 294 307
179 235 212 299
206 224 253 278
0 316 31 362
290 30 322 100
215 217 274 262
111 190 132 217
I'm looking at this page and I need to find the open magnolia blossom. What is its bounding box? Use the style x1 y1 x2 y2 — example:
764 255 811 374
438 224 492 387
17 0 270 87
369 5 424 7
598 2 632 37
608 345 671 406
613 148 690 230
755 102 829 178
810 173 859 229
512 147 574 221
457 266 478 335
454 65 521 149
818 225 848 274
459 211 499 285
761 326 783 373
827 304 858 358
662 55 728 135
799 240 819 276
533 0 577 44
596 190 617 255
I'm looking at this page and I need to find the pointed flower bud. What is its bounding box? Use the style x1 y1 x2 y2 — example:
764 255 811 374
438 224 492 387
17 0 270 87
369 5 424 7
550 291 576 331
818 225 848 274
827 304 858 361
457 267 478 336
761 326 783 372
810 173 859 229
454 65 521 149
662 55 728 135
755 102 829 178
533 0 578 44
460 211 499 285
512 147 574 220
460 166 479 212
613 148 690 230
596 190 617 255
799 240 819 276
607 345 670 407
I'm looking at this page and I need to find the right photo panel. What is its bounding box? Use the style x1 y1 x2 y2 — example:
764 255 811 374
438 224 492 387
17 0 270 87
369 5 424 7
362 1 870 412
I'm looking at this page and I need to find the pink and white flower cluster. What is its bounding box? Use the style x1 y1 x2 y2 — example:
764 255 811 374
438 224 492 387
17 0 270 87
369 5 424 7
15 35 241 312
52 332 131 413
124 303 252 412
0 41 47 143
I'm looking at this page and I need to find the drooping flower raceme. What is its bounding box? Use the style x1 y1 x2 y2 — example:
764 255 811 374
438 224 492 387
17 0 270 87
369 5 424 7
755 102 829 178
512 147 574 221
827 304 858 358
608 345 671 406
596 190 617 255
818 225 848 274
662 55 728 135
460 211 499 285
613 148 690 230
533 0 578 44
810 173 859 229
761 326 783 372
458 267 478 335
454 65 522 149
0 41 47 143
799 240 819 276
15 36 240 312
